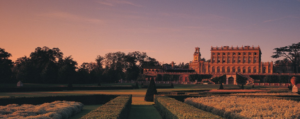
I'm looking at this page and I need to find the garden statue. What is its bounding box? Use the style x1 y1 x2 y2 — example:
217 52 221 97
291 76 298 93
17 80 23 87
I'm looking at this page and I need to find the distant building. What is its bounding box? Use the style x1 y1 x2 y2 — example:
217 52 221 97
190 46 273 74
143 46 274 84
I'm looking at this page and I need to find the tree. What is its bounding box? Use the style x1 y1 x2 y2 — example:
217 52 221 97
272 42 300 73
144 78 157 102
273 58 292 73
162 74 171 81
57 56 77 84
236 74 247 89
0 48 13 83
29 46 63 83
156 74 162 81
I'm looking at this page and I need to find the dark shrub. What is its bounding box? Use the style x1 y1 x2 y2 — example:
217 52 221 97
144 78 157 101
219 83 223 89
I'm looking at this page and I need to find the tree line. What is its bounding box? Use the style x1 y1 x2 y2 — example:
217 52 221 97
0 46 160 84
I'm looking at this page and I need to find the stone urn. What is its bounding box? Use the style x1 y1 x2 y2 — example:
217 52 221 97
291 76 297 86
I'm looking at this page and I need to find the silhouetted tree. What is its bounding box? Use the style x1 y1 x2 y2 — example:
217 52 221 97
57 56 77 84
0 48 13 83
156 74 162 81
144 78 157 102
272 42 300 73
236 74 247 89
29 46 63 83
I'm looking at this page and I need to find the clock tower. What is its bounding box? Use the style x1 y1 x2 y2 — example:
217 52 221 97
193 47 201 62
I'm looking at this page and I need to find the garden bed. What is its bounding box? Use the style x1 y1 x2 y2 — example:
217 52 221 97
155 96 222 119
185 96 300 118
0 101 83 119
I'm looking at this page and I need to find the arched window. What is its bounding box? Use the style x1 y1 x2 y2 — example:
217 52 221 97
212 66 215 73
243 67 246 73
263 67 266 73
227 67 230 73
217 67 220 73
232 67 236 72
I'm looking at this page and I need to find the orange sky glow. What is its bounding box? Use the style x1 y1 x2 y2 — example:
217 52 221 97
1 0 300 66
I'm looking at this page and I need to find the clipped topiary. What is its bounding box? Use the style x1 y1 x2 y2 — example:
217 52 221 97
170 83 174 88
219 83 224 89
135 82 139 89
144 78 157 102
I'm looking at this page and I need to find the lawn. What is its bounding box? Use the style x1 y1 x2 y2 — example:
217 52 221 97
69 104 102 119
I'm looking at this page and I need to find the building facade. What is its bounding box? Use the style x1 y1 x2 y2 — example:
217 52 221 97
189 46 273 75
143 46 274 84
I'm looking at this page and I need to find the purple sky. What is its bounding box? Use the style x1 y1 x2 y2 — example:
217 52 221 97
1 0 300 65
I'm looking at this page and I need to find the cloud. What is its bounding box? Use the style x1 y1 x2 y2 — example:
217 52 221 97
263 15 300 23
97 0 142 7
40 12 104 24
159 12 231 21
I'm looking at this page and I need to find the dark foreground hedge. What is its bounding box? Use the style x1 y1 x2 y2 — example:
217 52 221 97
155 96 222 119
81 95 132 119
0 85 134 92
0 94 117 105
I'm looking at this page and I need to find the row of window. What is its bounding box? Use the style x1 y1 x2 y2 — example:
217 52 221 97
212 57 257 63
208 67 269 73
212 52 258 55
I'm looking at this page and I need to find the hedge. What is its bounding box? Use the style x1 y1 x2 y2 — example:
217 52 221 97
81 95 132 119
154 96 222 119
0 85 134 92
0 94 117 105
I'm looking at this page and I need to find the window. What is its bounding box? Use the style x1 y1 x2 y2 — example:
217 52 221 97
233 53 236 55
243 67 246 73
217 53 220 55
238 57 241 63
254 52 257 55
227 58 230 63
248 57 251 63
237 67 241 73
243 52 246 55
232 67 236 72
212 66 215 73
222 57 225 63
238 52 241 55
222 67 225 73
254 57 257 63
212 53 215 55
248 52 251 55
227 67 230 73
223 53 225 55
243 57 246 63
217 67 220 73
248 67 251 73
253 67 256 73
228 53 230 55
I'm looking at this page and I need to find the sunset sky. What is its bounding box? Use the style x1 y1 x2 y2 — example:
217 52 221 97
1 0 300 66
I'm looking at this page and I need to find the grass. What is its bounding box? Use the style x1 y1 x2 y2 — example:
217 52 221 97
69 104 102 119
129 105 162 119
185 96 300 118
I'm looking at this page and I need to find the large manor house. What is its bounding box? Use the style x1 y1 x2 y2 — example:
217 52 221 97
143 46 274 84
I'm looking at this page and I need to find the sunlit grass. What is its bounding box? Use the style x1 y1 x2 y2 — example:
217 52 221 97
185 96 300 118
0 101 83 119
